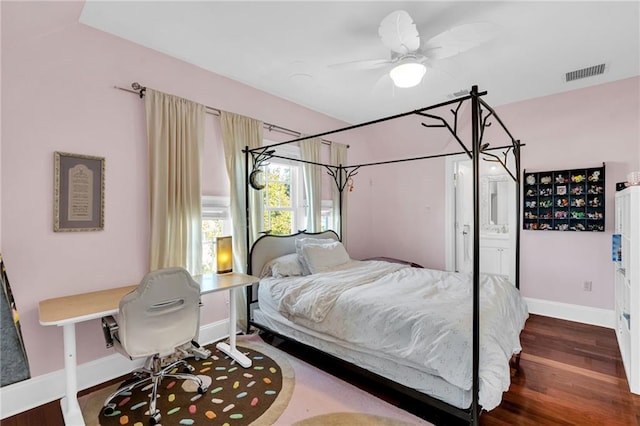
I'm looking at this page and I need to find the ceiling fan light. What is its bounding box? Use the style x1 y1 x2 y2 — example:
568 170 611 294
389 62 426 88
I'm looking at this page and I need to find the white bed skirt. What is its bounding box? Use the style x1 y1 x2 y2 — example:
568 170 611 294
253 308 472 409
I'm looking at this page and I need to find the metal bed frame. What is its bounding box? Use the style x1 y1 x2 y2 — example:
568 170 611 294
243 85 523 425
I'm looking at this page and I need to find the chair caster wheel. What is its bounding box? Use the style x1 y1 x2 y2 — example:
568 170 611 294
198 386 207 394
102 403 116 416
149 411 161 425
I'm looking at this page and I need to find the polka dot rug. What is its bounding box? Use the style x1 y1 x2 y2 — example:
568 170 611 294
81 339 294 426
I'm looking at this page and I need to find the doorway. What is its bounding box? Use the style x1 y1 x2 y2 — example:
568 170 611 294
445 154 517 283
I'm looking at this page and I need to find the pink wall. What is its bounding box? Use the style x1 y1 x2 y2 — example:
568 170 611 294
496 77 639 308
0 1 365 378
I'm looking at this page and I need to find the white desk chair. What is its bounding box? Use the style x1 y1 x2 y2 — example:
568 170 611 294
100 267 207 425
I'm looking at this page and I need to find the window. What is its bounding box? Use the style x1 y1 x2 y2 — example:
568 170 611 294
262 162 305 235
201 196 231 273
260 144 335 235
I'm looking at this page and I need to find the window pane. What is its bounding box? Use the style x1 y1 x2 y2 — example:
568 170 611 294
265 210 293 235
266 182 291 207
268 165 290 182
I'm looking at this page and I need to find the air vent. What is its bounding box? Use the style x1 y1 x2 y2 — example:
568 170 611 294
565 63 606 82
449 89 469 99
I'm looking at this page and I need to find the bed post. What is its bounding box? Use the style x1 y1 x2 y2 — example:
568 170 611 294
470 85 481 425
245 146 251 273
338 164 344 241
245 146 252 333
515 141 522 290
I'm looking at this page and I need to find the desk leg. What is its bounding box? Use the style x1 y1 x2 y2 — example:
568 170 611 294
60 323 85 425
216 287 252 368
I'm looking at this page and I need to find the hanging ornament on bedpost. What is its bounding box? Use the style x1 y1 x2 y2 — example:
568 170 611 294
348 178 354 192
249 148 275 190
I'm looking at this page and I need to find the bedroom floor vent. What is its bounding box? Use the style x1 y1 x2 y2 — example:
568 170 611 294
565 63 606 82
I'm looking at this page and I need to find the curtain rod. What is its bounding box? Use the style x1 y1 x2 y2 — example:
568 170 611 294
114 82 334 146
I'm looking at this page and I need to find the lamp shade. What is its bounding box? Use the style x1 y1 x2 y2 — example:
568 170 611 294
216 236 233 274
389 62 427 88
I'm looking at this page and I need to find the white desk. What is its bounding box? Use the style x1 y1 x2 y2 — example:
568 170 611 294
39 272 258 426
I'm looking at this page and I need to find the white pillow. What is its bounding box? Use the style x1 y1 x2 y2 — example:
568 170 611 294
300 241 350 274
260 253 304 278
295 237 335 275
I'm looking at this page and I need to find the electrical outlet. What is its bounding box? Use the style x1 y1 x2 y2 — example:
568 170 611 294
583 281 593 292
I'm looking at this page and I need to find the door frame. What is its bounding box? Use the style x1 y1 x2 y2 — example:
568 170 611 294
445 154 470 272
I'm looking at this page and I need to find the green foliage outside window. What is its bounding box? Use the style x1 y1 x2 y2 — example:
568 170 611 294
263 165 294 235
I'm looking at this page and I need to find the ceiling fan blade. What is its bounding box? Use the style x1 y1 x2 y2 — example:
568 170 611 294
378 10 421 55
422 22 499 60
329 58 393 71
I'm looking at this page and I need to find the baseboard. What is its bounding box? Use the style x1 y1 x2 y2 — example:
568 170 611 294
0 319 230 420
524 297 615 329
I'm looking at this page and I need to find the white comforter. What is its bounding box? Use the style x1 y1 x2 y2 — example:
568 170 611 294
262 260 529 410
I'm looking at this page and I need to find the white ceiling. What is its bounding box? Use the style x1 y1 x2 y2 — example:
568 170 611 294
79 1 640 124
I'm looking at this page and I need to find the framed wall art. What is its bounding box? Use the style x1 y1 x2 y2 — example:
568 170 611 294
54 151 105 232
523 164 605 232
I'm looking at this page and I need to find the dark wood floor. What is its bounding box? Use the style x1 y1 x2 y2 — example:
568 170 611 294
482 314 640 426
4 314 640 425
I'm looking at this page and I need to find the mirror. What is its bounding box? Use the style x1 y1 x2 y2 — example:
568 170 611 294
481 174 511 233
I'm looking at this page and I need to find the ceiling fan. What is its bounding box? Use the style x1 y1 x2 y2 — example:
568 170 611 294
334 10 498 89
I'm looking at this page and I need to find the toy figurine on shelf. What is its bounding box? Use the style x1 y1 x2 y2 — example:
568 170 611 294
555 174 567 184
557 198 569 207
572 198 585 207
526 188 536 197
555 210 568 219
571 174 586 183
539 223 552 230
540 175 552 184
589 197 601 207
571 185 584 195
588 170 601 182
525 200 537 208
588 184 603 194
571 223 586 231
556 223 569 231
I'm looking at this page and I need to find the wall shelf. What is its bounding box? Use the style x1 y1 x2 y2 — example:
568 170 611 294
523 164 605 231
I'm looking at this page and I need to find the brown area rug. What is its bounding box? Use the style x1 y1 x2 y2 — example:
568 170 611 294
81 339 294 425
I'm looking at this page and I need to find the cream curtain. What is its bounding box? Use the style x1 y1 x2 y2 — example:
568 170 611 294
146 89 205 275
300 138 322 233
331 142 349 247
221 112 263 329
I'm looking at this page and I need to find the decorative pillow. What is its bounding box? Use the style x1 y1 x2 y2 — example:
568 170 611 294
300 241 350 274
260 253 304 278
295 238 335 275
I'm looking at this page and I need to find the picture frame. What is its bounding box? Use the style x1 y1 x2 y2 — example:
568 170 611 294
54 151 105 232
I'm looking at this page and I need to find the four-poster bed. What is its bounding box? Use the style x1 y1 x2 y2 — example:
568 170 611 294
243 86 526 425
